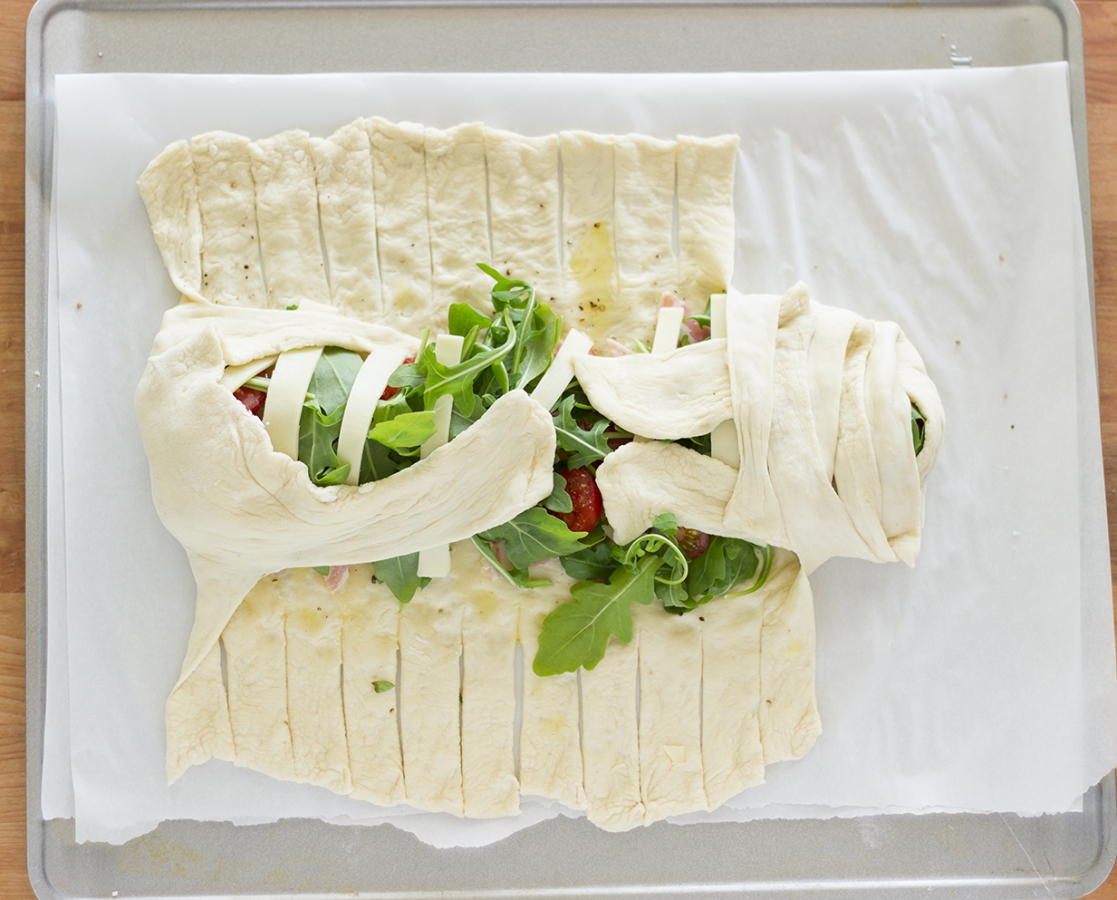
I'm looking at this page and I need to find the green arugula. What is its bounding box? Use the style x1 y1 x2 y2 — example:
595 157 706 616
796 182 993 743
542 471 574 513
911 402 926 456
297 347 364 486
533 554 660 676
368 411 438 453
475 507 587 571
372 680 395 693
373 553 431 604
553 395 614 468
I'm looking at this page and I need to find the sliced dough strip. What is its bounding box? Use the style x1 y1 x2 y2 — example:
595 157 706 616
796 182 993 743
137 140 204 302
486 128 562 306
337 566 406 807
676 134 739 307
426 123 493 326
581 637 643 831
636 604 707 824
758 552 821 764
311 121 382 316
398 549 466 815
700 590 765 808
369 118 433 334
614 135 677 333
460 544 520 818
249 130 329 308
221 572 297 782
517 562 585 810
560 131 621 346
282 568 353 794
165 639 234 784
190 131 266 307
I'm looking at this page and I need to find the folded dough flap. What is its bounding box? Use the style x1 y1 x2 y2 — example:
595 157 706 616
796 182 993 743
586 282 944 571
137 324 557 687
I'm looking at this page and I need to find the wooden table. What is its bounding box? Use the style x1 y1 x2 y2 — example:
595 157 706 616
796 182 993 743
3 2 1117 896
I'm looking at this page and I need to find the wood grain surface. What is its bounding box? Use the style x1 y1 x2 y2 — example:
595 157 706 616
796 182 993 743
4 1 1117 897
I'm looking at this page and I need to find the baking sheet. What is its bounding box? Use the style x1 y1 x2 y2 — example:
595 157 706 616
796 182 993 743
40 63 1117 849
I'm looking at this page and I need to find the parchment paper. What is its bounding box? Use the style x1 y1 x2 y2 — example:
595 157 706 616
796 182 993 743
43 64 1117 846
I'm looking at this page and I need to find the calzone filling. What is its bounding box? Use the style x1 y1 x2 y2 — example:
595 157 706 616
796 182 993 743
136 119 943 831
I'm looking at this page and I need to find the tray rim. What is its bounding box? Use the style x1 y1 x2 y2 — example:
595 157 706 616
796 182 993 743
22 1 1113 897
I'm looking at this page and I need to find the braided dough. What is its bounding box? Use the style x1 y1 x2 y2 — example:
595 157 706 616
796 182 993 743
137 118 941 831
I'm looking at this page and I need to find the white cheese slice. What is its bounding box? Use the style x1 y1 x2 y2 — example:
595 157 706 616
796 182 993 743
337 346 409 486
529 328 592 411
650 306 685 355
417 334 464 578
220 355 278 391
263 345 323 460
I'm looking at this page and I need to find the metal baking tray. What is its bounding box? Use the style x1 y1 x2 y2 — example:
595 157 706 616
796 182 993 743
24 0 1116 897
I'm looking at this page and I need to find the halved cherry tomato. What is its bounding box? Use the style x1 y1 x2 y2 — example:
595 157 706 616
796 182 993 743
553 467 603 534
234 385 267 419
381 356 415 401
674 527 710 560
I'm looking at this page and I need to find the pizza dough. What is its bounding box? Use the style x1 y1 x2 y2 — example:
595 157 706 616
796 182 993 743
137 118 941 830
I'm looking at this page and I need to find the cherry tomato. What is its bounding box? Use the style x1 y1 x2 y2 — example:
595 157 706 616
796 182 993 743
381 356 415 400
674 527 710 560
554 467 603 534
234 385 267 418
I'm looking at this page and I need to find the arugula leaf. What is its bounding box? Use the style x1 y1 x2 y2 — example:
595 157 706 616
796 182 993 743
386 362 425 391
476 507 587 570
420 309 516 414
533 555 658 675
299 403 348 485
368 411 438 451
360 437 397 482
372 680 395 693
686 536 761 603
911 402 925 456
652 512 679 533
449 394 486 440
559 541 615 581
449 303 492 337
554 395 613 468
542 471 575 513
373 553 431 604
308 347 363 415
312 566 330 576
